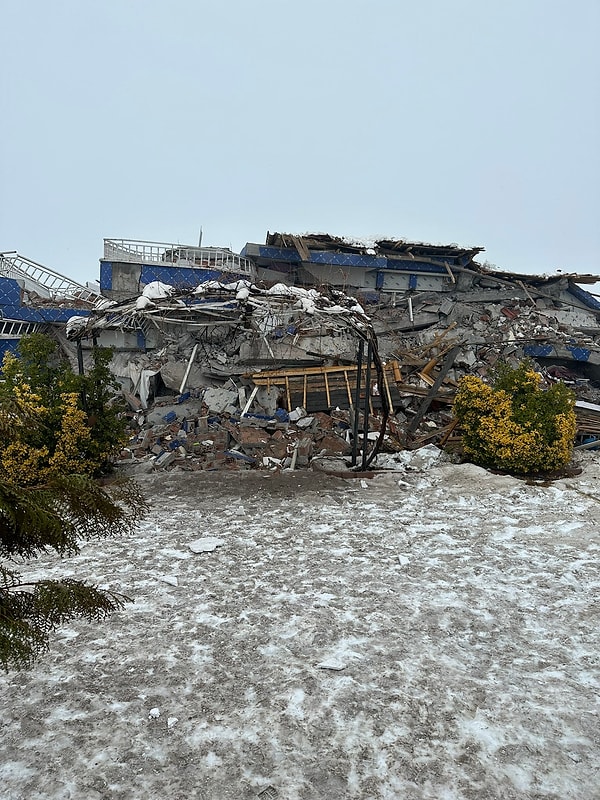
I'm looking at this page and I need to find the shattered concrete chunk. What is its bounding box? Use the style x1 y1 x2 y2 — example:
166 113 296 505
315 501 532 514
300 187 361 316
153 451 176 469
203 387 239 413
288 407 308 422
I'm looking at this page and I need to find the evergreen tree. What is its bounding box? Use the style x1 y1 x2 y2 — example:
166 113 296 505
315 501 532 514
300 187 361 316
0 336 148 670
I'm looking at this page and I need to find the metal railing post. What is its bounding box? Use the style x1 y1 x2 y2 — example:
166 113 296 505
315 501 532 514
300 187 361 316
361 341 373 471
351 340 364 467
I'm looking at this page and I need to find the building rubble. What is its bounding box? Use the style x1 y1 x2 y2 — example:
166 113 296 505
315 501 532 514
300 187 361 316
66 266 600 472
66 280 394 472
4 233 600 471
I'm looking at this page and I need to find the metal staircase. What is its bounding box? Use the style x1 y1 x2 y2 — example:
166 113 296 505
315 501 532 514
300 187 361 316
0 251 101 305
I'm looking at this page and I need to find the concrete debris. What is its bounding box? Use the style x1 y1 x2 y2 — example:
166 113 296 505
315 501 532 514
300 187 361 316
113 326 600 470
370 445 448 472
119 388 372 473
202 387 240 414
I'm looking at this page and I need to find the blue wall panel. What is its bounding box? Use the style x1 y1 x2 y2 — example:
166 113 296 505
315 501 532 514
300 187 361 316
568 284 600 310
140 265 225 287
384 259 447 274
0 340 20 360
0 305 88 323
0 277 23 305
100 261 113 291
253 245 452 275
567 346 591 361
524 345 555 358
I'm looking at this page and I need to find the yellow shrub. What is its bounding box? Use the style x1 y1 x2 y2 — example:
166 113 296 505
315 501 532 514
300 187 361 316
1 442 50 486
453 363 576 474
1 389 100 485
47 393 97 476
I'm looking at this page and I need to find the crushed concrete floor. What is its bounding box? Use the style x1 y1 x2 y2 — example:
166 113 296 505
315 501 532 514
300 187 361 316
0 456 599 799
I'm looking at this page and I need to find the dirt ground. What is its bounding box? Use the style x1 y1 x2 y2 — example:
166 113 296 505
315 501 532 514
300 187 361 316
1 454 599 799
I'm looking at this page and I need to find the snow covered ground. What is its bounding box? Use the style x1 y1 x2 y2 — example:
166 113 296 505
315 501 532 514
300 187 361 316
1 453 599 799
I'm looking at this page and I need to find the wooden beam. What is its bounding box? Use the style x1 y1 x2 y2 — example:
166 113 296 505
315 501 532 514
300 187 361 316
439 418 459 446
344 369 353 407
443 260 456 283
290 235 311 262
383 367 394 411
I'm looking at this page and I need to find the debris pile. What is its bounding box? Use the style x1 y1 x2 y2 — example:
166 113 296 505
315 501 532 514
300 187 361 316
119 387 393 473
60 249 600 469
117 347 600 475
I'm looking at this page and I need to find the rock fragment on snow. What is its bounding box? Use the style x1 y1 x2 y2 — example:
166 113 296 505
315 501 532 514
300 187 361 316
148 707 160 719
167 716 179 729
188 537 226 553
398 555 410 566
317 660 346 671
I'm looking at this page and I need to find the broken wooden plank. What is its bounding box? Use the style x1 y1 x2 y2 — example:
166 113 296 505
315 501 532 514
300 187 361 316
290 234 311 262
417 372 436 387
324 371 331 407
344 369 353 408
439 417 459 446
382 368 394 414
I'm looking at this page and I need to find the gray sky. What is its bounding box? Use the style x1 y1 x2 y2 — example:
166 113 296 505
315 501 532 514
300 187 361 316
2 0 599 284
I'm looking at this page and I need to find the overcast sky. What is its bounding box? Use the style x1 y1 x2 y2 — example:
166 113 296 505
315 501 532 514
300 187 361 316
2 0 599 284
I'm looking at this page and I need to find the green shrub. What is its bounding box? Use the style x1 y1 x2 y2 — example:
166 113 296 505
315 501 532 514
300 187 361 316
0 333 127 479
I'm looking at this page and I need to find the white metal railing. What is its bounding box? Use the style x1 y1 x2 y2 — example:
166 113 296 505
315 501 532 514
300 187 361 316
103 239 256 276
0 319 42 338
0 252 101 305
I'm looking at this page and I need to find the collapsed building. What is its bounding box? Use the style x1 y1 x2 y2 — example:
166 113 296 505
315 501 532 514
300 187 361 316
2 234 600 471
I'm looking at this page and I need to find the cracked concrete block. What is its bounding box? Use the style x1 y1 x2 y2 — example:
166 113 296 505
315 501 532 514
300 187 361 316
153 451 176 469
202 387 239 413
160 360 206 392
